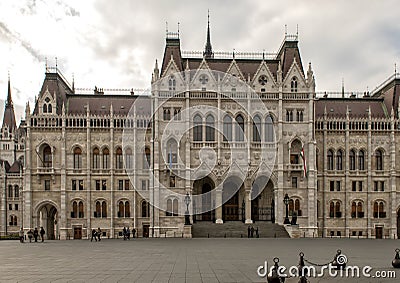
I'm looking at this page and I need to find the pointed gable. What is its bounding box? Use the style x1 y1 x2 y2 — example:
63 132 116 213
251 61 278 91
33 70 73 115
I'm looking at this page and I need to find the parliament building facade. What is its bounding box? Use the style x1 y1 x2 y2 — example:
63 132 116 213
1 23 400 240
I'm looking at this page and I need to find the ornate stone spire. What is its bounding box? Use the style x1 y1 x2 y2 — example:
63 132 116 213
2 74 16 132
203 10 214 59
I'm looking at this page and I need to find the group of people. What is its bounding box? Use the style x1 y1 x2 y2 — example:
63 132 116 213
247 225 259 238
19 227 46 243
90 227 102 242
122 227 136 240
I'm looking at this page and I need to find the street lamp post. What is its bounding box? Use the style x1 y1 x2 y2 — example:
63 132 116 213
283 193 290 224
184 192 191 225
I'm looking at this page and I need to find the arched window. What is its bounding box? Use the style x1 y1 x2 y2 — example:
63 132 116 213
167 139 178 166
375 149 383 170
143 147 150 169
291 77 298 92
73 147 82 169
173 199 178 216
349 149 356 171
115 147 123 169
336 150 343 170
288 199 294 216
358 150 365 170
78 201 84 218
223 115 232 141
43 145 52 167
253 115 261 142
163 108 171 120
125 201 130 217
295 199 301 216
206 115 215 141
265 116 274 142
101 201 107 218
118 201 124 218
125 148 133 169
48 104 52 113
8 185 13 198
102 148 110 169
142 201 149 217
235 114 245 141
168 75 176 91
72 201 78 218
93 147 100 169
43 104 47 113
95 201 101 218
329 201 341 218
14 185 19 198
373 201 385 218
351 201 364 218
327 150 334 170
166 199 172 216
10 215 17 226
193 114 203 142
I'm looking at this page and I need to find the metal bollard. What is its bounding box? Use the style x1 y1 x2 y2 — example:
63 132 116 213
267 257 285 283
298 252 308 283
332 249 346 270
392 249 400 268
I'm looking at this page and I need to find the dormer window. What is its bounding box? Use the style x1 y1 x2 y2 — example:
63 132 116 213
43 97 53 114
291 77 298 92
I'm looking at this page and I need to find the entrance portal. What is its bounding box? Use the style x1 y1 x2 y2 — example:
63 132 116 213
193 177 215 222
74 227 82 239
222 177 243 221
375 227 383 239
251 178 274 221
37 203 58 240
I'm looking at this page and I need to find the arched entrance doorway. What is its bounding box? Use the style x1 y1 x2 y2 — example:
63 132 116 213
37 203 58 240
222 176 243 221
397 208 400 239
251 177 274 221
193 177 215 222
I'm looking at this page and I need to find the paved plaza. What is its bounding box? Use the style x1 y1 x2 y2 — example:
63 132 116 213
0 238 399 282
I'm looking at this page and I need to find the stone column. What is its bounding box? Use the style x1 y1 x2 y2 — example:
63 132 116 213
215 188 223 223
245 189 252 224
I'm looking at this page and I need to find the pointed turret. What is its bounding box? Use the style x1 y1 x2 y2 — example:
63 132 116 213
203 10 214 59
2 75 17 133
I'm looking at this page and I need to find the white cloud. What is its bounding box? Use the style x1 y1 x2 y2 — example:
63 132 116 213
0 0 399 122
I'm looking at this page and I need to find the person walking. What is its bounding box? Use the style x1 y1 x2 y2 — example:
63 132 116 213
247 226 251 238
97 227 102 241
123 227 127 240
127 227 131 240
256 227 259 238
33 227 39 242
19 227 24 243
250 226 254 238
40 227 45 242
91 229 97 242
132 228 136 239
27 229 33 243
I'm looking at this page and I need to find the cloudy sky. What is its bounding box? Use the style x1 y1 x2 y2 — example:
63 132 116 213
0 0 399 122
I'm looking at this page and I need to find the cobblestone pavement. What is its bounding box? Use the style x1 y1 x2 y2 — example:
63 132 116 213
0 238 399 282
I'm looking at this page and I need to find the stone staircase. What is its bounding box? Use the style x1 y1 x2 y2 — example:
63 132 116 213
192 221 290 238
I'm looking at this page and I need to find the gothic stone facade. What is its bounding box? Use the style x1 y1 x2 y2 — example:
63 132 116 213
1 28 400 239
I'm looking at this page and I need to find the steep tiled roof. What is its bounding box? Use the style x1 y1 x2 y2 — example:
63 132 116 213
8 160 22 173
33 71 73 115
315 98 386 119
67 94 151 116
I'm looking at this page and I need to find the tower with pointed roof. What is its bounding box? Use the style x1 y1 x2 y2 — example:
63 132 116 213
0 76 17 165
203 10 214 59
